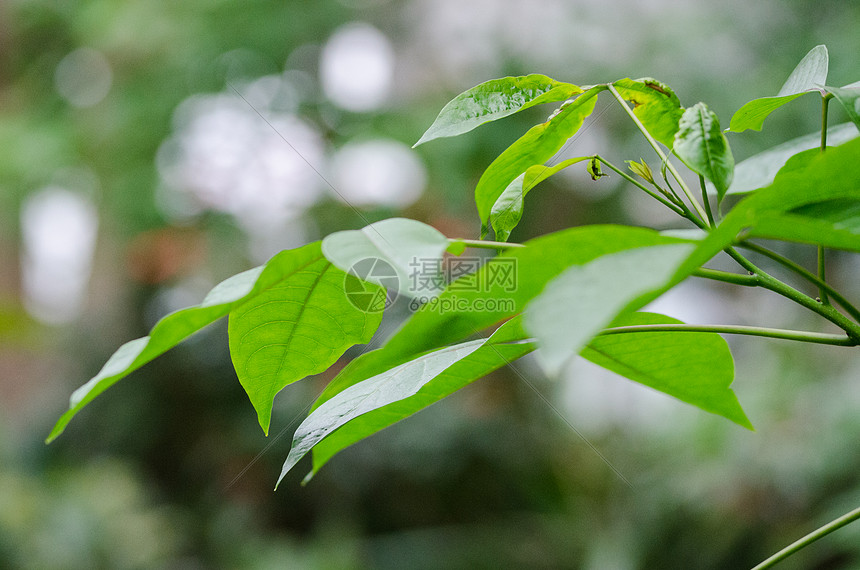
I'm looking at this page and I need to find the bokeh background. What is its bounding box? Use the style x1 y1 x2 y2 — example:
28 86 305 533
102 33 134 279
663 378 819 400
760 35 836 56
2 0 860 568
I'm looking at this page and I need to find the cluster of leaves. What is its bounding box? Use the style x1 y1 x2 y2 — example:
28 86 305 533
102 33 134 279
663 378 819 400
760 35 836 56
49 46 860 504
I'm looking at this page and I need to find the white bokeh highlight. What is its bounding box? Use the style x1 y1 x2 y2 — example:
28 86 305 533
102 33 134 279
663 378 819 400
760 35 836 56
330 139 426 209
21 188 99 325
157 90 326 259
320 23 395 112
54 48 113 108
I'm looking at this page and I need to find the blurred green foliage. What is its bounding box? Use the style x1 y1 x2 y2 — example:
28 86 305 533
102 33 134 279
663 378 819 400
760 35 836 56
2 0 860 567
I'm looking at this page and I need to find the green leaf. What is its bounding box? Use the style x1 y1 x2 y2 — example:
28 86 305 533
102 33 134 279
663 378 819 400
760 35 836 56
474 87 604 231
825 82 860 131
321 218 450 298
727 123 859 196
748 199 860 253
778 45 828 97
678 137 860 275
728 93 807 133
791 198 860 232
280 317 534 486
229 243 383 435
612 78 684 147
583 312 751 429
489 157 590 242
524 243 695 376
312 225 693 413
673 102 734 201
736 139 860 251
414 75 582 146
48 242 382 442
729 45 828 132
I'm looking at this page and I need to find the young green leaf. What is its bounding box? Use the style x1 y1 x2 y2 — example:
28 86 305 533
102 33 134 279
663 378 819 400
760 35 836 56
229 243 383 435
47 242 380 442
673 102 734 201
583 312 751 429
524 243 695 376
414 75 582 146
279 317 534 486
728 93 807 133
612 78 684 147
727 123 859 196
729 45 828 133
825 82 860 131
626 158 655 184
322 218 450 298
474 87 604 232
489 156 591 241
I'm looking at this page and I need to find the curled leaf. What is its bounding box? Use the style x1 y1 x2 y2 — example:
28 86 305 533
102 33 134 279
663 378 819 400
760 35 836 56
626 158 655 184
674 102 734 201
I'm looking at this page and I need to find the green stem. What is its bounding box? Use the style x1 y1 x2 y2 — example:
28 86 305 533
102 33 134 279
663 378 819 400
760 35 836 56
659 160 686 207
751 506 860 570
725 248 860 341
818 94 831 305
739 242 860 324
699 175 716 226
592 155 686 216
453 238 525 250
693 268 759 287
598 324 856 346
607 84 710 225
653 161 709 230
817 246 829 305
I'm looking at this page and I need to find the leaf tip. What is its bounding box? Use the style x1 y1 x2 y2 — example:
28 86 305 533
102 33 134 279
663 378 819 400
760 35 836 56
736 405 755 431
301 469 317 486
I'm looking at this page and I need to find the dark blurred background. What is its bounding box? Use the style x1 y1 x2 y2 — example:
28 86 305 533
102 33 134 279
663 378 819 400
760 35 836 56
2 1 860 568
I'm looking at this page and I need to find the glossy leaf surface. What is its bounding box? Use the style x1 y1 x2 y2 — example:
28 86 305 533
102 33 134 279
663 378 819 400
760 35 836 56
414 74 582 146
474 87 603 231
673 102 734 200
281 317 533 485
583 312 751 429
229 243 383 434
